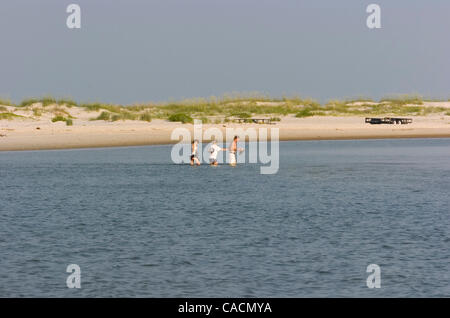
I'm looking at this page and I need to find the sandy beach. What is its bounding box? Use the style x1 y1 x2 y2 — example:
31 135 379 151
1 102 450 151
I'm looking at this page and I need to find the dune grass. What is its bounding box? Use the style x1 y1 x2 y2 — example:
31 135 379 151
53 94 449 119
197 116 209 124
56 98 77 107
380 94 423 105
111 111 138 122
51 115 73 126
20 97 56 107
295 109 314 118
2 93 449 123
139 112 152 122
0 112 24 120
95 111 111 121
92 109 152 122
20 98 39 107
19 96 78 107
81 103 122 113
0 98 14 106
168 113 193 124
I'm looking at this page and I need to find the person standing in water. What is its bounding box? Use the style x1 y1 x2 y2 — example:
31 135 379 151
190 139 201 166
208 141 227 166
228 136 244 166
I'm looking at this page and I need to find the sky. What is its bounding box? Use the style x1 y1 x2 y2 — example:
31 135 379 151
1 0 449 104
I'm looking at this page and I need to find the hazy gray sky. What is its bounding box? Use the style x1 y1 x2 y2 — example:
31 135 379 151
1 0 449 104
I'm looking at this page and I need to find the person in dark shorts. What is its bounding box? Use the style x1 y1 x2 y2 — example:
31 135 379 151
190 139 200 166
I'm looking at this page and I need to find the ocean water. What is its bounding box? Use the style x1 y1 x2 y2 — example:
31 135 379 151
0 139 449 297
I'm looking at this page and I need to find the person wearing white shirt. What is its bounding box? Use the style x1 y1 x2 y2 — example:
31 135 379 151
208 141 227 166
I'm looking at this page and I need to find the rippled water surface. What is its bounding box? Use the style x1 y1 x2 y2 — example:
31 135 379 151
0 139 449 297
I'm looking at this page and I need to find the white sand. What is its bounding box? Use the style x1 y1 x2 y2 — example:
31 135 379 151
1 105 450 151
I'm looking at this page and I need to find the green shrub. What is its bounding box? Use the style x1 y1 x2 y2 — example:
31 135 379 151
270 117 281 122
168 113 193 124
20 98 39 107
231 112 251 118
51 116 67 123
0 98 14 106
139 112 152 122
20 96 58 107
51 115 73 125
81 103 122 113
119 111 138 121
109 111 138 121
81 103 102 111
0 106 8 112
295 109 313 118
96 111 111 121
403 106 422 114
0 112 23 120
41 96 57 106
57 98 77 107
380 95 423 105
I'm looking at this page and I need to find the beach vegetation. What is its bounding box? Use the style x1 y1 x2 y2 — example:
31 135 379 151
380 94 423 105
0 112 23 120
20 98 39 107
51 116 66 123
49 106 71 117
95 111 111 121
32 108 42 116
40 96 57 107
81 103 122 113
20 96 56 107
231 112 251 118
139 112 152 122
295 108 314 118
344 97 375 103
0 98 14 106
113 111 138 121
52 115 73 126
57 98 78 107
198 116 209 124
19 96 77 108
4 93 450 123
110 114 121 122
168 113 193 124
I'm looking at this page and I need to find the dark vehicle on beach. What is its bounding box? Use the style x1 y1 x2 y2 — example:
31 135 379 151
365 117 413 125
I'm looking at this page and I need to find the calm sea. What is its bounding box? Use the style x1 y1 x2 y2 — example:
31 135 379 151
0 139 449 297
